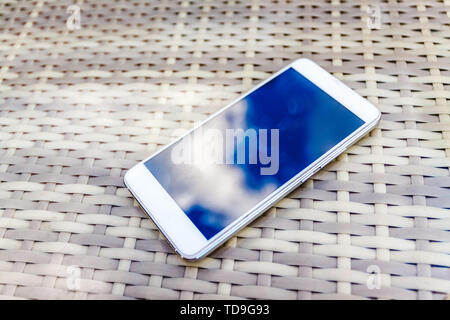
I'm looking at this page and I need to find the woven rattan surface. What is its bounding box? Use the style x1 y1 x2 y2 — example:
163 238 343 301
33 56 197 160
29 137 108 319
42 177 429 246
0 0 449 300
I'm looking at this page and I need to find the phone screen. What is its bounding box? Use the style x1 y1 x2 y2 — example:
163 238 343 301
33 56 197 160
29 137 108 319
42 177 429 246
144 67 364 240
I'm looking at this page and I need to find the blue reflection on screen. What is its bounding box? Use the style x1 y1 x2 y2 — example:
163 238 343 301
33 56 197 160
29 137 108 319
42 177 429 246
145 67 364 240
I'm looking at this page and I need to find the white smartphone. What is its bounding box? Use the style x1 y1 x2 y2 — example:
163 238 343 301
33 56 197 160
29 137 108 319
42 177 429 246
124 58 381 260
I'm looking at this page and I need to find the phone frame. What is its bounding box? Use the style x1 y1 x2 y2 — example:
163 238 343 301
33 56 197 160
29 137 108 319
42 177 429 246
124 58 381 260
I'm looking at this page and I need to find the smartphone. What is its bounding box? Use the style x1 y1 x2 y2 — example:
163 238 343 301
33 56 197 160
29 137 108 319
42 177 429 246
124 58 381 260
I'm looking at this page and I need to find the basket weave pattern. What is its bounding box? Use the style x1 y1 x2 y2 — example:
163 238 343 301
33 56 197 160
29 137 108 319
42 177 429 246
0 0 449 299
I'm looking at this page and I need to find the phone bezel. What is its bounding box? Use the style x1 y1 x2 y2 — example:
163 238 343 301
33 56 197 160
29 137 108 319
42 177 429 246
124 58 381 260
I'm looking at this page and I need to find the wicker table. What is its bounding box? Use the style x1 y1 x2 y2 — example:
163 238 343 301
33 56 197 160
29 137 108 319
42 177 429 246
0 0 449 300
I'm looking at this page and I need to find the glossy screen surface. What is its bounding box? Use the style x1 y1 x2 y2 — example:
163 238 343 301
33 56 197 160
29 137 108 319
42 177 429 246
145 68 364 239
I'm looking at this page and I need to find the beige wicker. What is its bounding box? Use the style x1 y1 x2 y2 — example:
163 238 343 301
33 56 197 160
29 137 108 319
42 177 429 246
0 0 449 300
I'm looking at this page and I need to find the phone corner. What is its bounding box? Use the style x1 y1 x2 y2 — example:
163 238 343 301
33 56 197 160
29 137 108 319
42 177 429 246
293 57 315 66
375 108 382 122
177 249 204 261
176 242 217 261
123 168 132 189
371 107 382 127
